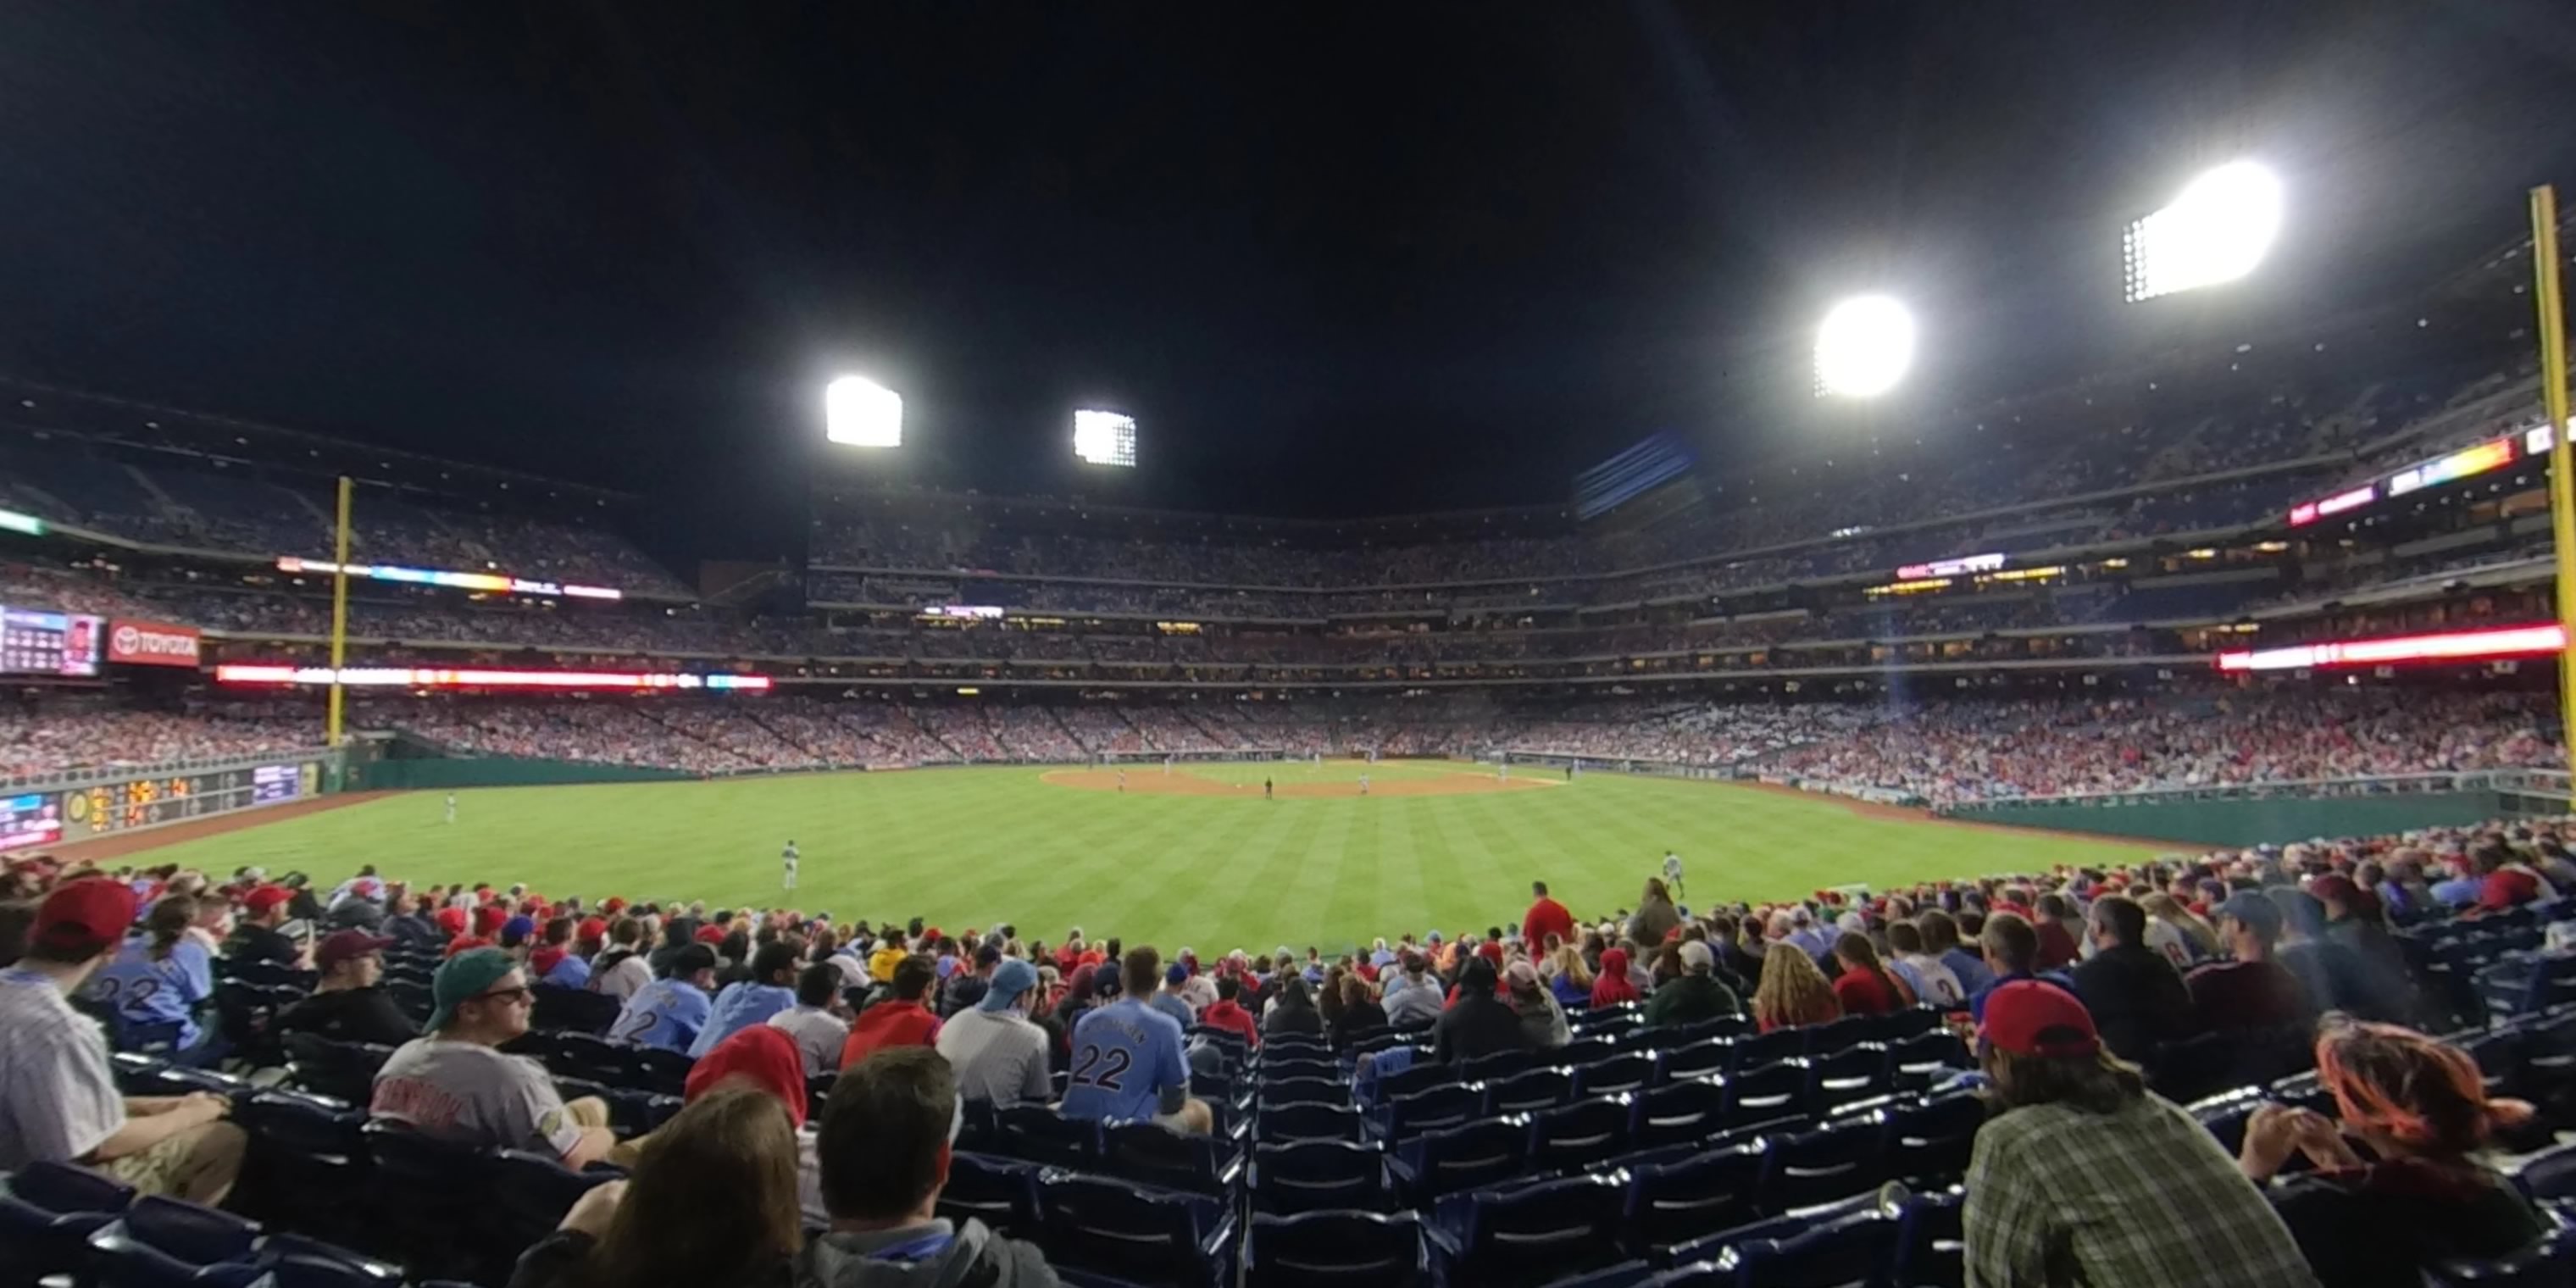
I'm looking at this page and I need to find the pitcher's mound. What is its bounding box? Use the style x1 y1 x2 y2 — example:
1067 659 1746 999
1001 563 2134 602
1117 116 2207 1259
1040 769 1558 798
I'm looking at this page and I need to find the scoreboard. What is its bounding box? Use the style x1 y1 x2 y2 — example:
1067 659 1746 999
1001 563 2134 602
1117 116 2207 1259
55 760 319 842
0 607 103 678
0 791 64 851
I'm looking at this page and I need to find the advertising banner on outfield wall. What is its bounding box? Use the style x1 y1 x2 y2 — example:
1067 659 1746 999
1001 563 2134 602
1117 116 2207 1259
108 619 203 668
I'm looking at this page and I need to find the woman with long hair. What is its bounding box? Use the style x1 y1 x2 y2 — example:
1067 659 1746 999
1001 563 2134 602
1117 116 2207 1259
1330 972 1387 1051
1628 877 1679 947
1505 961 1569 1049
507 1085 802 1288
1264 974 1324 1039
1829 931 1913 1016
86 894 219 1062
1590 947 1641 1008
2251 1019 2545 1287
1751 941 1841 1033
1550 942 1594 1007
1317 964 1346 1030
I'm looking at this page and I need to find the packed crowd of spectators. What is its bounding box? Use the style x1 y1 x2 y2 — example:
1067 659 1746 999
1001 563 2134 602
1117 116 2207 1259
3 792 2570 1285
1770 689 2560 807
0 704 321 778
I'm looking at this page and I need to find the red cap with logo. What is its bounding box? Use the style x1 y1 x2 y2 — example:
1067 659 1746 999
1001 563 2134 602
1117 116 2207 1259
1979 980 2099 1058
243 886 293 915
35 878 137 952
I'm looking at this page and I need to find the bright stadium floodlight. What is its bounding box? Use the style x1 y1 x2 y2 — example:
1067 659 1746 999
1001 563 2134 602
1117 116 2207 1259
824 376 902 447
2124 160 2284 302
1073 409 1137 468
1813 295 1916 398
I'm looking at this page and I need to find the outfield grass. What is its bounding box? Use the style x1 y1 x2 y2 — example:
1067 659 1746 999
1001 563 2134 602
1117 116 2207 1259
119 763 2162 953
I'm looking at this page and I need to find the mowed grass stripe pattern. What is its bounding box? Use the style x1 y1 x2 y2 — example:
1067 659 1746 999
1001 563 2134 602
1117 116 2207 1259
119 764 2162 953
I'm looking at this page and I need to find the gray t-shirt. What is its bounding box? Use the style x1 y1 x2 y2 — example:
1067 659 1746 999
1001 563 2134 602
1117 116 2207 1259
933 1008 1054 1107
369 1036 582 1158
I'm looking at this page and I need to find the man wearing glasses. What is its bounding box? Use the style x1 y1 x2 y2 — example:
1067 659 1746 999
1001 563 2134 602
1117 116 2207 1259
369 947 616 1169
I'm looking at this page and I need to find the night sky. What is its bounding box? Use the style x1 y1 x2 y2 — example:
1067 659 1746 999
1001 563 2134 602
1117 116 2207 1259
5 2 2575 558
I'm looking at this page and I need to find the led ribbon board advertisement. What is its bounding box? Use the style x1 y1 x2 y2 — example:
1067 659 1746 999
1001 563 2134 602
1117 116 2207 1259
215 665 771 691
2215 624 2567 673
2285 430 2538 525
275 557 622 601
1894 552 2006 580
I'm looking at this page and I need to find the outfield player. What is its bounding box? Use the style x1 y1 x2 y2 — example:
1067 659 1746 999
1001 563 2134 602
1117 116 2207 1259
443 793 457 824
1358 773 1369 796
1663 851 1685 901
781 840 800 892
1264 777 1274 800
1117 769 1127 792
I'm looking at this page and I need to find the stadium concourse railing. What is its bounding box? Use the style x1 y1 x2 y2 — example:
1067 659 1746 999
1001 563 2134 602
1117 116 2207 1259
3 747 344 849
1936 769 2571 848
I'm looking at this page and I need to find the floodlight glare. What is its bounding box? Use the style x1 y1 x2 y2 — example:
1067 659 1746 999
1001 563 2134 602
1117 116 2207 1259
824 376 902 447
1073 409 1137 468
2124 160 2284 302
1813 296 1916 398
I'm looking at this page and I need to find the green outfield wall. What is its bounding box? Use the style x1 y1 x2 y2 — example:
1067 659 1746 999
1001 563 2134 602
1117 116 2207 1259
1944 791 2505 847
348 755 696 791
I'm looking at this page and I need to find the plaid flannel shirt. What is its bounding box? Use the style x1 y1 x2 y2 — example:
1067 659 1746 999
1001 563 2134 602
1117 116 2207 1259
1963 1092 2319 1288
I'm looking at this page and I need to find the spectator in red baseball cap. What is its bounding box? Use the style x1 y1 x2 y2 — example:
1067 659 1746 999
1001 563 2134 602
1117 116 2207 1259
224 886 301 970
276 930 414 1048
0 877 246 1205
1963 981 2315 1287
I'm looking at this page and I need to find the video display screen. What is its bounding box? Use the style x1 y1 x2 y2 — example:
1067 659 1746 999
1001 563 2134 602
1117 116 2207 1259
252 764 302 804
0 608 102 677
0 791 64 850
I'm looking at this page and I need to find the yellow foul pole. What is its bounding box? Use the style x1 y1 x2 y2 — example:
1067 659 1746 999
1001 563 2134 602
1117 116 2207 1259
326 476 353 747
2534 186 2576 789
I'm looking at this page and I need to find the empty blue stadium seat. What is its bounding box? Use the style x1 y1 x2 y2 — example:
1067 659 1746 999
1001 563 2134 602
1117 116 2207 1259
1245 1210 1428 1288
1728 1059 1813 1125
1258 1101 1363 1146
1894 1186 1967 1288
1719 1199 1906 1288
1886 1031 1971 1092
1375 1083 1480 1141
1622 1140 1768 1256
1374 1061 1459 1103
1485 1067 1577 1117
1251 1139 1391 1215
1260 1058 1337 1085
938 1152 1044 1236
1760 1115 1890 1213
1036 1171 1237 1288
282 1035 394 1107
1807 1044 1890 1112
1557 1037 1618 1068
1098 1120 1244 1195
1883 1091 1984 1185
86 1196 263 1288
231 1091 366 1241
2 1162 135 1288
1264 1076 1351 1108
1632 1076 1730 1150
997 1104 1102 1169
1730 1029 1807 1071
1429 1172 1626 1288
1655 1039 1735 1085
1390 1114 1530 1202
1528 1095 1635 1173
1462 1048 1537 1084
1574 1053 1656 1098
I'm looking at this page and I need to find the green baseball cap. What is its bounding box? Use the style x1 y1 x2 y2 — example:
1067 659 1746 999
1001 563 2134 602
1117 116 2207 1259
428 947 521 1031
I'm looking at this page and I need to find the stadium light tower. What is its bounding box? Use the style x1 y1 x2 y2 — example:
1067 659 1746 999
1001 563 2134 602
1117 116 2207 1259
824 375 902 447
1813 295 1916 398
1073 409 1137 468
2124 160 2285 302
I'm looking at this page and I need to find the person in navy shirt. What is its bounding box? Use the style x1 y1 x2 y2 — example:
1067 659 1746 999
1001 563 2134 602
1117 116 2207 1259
689 943 802 1058
1968 913 2076 1023
613 943 717 1052
86 895 217 1060
1058 946 1210 1134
